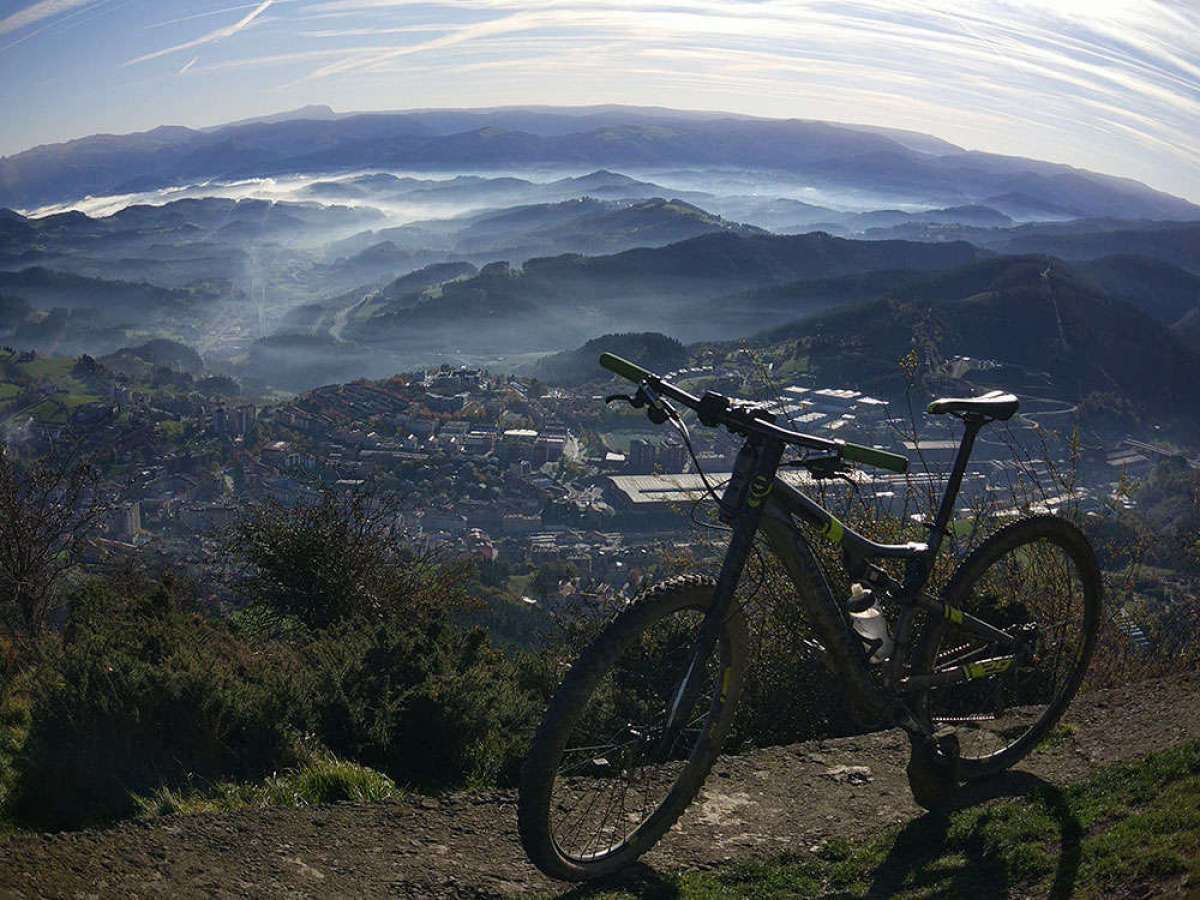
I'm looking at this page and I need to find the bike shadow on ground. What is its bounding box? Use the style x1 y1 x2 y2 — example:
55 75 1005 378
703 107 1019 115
553 770 1082 899
864 769 1082 899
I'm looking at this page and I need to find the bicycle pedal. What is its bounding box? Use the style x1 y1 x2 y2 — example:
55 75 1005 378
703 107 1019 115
933 727 960 769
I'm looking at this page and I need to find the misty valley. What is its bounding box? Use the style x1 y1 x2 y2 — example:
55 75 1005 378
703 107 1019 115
1 108 1198 407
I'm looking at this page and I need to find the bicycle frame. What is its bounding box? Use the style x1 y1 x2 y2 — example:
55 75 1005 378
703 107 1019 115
665 417 1022 746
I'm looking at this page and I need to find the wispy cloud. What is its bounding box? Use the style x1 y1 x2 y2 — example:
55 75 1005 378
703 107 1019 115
300 25 461 38
146 4 280 31
300 11 550 81
3 0 1199 200
126 0 274 66
194 46 383 73
0 0 95 35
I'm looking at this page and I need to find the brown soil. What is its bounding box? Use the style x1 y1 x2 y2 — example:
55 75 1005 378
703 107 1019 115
2 673 1198 899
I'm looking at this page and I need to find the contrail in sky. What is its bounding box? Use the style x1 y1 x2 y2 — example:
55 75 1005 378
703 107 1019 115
0 0 95 35
126 0 274 66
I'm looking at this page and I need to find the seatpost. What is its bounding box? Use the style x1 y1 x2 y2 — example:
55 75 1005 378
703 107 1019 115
926 414 984 556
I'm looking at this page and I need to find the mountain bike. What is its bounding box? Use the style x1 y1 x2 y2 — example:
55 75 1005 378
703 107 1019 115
518 353 1103 880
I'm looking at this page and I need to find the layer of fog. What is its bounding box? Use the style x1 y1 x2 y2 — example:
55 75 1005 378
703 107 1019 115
23 167 925 224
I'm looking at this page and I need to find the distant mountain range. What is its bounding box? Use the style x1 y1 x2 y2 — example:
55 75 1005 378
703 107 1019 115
301 168 711 208
850 218 1200 271
328 196 762 266
2 106 1196 220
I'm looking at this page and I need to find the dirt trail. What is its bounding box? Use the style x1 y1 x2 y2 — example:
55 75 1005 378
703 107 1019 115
2 674 1198 899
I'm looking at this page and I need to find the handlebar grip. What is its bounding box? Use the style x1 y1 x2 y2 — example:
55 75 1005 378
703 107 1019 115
599 352 654 384
840 442 909 474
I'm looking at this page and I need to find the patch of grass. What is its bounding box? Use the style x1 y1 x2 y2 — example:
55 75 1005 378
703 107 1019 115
59 392 100 410
586 740 1200 900
25 399 64 423
158 419 186 439
18 356 74 381
775 354 811 377
20 391 101 424
0 382 20 402
133 753 401 819
506 573 535 598
1034 723 1077 753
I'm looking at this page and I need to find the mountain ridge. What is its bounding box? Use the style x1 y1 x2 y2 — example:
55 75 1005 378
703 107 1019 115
2 107 1194 219
744 255 1200 423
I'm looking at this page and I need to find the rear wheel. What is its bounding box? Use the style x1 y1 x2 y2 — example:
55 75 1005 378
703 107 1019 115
912 515 1102 778
518 575 748 881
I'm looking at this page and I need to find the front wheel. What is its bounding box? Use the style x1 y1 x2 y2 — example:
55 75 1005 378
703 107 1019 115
912 515 1102 779
518 575 748 881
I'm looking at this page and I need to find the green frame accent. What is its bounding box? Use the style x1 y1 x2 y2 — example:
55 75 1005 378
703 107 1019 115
747 475 773 508
821 515 845 544
966 658 1015 679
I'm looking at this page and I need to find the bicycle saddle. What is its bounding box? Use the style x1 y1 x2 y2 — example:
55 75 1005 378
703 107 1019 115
927 391 1019 421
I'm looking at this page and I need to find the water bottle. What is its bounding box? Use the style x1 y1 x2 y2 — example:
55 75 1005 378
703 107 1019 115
848 583 894 664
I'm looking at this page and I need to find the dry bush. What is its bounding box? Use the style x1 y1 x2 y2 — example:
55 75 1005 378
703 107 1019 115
0 448 105 640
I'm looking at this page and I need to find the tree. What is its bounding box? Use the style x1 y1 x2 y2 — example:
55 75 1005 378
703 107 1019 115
0 448 104 637
532 561 578 601
229 488 467 630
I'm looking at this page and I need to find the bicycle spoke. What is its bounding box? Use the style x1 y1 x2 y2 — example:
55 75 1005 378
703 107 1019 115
547 601 725 862
925 533 1092 763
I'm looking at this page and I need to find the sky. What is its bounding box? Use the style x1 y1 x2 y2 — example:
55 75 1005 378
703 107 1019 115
0 0 1197 202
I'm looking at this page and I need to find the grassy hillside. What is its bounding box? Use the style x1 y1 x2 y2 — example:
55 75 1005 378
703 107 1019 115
0 349 104 423
534 332 688 385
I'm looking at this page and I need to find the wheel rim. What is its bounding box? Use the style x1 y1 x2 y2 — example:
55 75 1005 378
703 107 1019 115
924 534 1093 762
548 602 728 863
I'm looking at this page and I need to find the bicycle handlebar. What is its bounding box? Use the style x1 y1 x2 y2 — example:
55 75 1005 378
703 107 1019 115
598 352 655 385
599 352 909 474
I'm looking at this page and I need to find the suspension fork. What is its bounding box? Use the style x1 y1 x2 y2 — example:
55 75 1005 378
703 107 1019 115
657 437 782 758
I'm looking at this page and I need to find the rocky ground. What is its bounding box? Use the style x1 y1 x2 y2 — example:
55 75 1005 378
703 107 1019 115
2 673 1198 899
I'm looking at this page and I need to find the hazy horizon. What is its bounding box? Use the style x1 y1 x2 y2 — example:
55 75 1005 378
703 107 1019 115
1 1 1197 204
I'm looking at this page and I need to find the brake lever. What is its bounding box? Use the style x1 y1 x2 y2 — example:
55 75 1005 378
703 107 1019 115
605 392 645 409
605 386 677 425
640 384 677 425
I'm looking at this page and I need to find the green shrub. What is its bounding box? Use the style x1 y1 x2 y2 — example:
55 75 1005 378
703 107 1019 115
230 488 546 789
230 490 464 630
298 614 541 788
9 581 300 829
